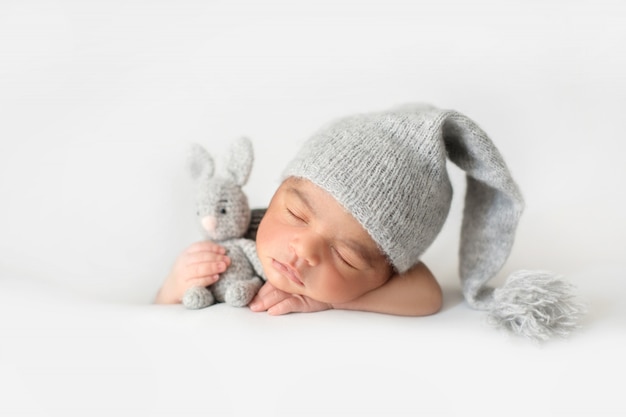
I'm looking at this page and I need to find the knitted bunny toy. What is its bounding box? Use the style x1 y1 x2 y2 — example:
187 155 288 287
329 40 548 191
182 137 265 309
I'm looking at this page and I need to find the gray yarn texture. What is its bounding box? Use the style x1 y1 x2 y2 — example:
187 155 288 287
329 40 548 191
183 137 265 309
283 103 586 340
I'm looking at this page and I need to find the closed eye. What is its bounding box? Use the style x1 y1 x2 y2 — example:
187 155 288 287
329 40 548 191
286 208 306 223
332 247 357 269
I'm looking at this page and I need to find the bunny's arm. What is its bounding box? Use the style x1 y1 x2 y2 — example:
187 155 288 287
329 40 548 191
236 238 266 281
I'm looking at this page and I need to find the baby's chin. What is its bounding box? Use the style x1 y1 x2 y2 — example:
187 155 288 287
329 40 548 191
268 276 306 297
266 277 320 302
266 273 363 305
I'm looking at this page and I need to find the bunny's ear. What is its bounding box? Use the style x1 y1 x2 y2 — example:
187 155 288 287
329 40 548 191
188 143 214 180
225 137 254 186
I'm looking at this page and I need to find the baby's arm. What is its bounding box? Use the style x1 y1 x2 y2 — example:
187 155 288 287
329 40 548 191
249 262 442 316
154 241 231 304
333 262 442 316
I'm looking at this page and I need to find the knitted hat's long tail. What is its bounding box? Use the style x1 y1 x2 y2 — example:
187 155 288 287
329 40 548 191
442 111 586 341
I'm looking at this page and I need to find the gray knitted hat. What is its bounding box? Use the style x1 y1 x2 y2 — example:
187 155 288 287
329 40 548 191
283 103 585 341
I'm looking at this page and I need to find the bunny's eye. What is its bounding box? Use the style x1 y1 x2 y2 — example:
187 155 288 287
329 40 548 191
217 199 228 215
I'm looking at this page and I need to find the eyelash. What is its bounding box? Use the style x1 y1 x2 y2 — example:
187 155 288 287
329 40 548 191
286 208 305 222
332 247 356 269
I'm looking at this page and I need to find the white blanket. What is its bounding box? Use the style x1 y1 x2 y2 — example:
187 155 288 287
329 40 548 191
1 1 625 416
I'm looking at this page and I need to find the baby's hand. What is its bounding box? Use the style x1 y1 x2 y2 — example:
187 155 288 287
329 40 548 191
249 281 332 315
154 241 230 304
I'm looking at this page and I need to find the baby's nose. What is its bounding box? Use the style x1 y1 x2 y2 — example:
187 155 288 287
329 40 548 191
290 233 322 267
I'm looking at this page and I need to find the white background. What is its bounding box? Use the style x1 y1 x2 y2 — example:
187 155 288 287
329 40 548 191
1 1 625 416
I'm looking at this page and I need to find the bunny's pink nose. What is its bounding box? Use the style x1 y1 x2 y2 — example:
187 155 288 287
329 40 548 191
202 216 217 234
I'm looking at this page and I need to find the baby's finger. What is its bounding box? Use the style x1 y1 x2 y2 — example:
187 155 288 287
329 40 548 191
249 284 290 312
185 260 228 280
267 295 306 316
186 251 231 267
186 241 226 255
189 274 220 288
253 281 278 299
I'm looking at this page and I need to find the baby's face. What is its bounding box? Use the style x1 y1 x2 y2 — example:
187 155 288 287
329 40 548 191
256 177 393 304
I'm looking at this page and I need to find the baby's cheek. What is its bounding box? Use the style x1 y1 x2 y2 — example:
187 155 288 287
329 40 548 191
255 216 277 250
305 269 354 303
254 227 270 256
256 218 290 260
255 237 275 268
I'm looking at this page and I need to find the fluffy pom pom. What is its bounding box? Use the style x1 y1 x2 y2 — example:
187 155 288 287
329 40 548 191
488 270 587 342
